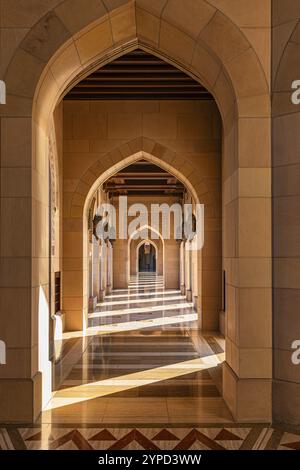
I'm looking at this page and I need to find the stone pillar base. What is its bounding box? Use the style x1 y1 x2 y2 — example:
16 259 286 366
186 289 192 301
0 372 42 423
219 310 225 335
114 281 127 289
88 296 97 312
98 289 105 301
180 284 186 295
65 308 88 332
52 311 65 339
223 362 272 423
106 285 112 295
273 380 300 427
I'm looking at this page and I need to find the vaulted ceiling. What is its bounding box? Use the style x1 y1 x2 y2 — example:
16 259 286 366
103 160 185 197
64 49 212 101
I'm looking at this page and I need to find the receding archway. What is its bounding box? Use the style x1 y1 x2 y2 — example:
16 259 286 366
0 1 272 423
128 224 165 282
82 149 206 316
137 240 157 274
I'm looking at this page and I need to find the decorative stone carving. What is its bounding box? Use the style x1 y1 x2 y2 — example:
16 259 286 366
48 125 58 257
93 214 104 240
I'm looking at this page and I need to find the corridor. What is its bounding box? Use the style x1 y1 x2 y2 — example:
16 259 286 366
8 275 294 451
42 274 231 426
2 0 300 455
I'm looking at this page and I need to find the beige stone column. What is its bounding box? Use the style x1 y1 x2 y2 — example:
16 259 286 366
165 240 180 289
113 239 128 288
192 247 199 311
97 241 105 301
102 241 108 293
184 241 190 293
196 249 203 326
92 239 100 301
180 241 186 295
0 117 42 422
201 207 222 331
130 239 137 276
106 241 113 295
185 242 193 301
157 241 163 276
62 213 85 331
222 118 272 423
87 241 93 311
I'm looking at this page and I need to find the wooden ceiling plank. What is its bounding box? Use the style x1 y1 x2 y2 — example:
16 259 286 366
64 49 213 101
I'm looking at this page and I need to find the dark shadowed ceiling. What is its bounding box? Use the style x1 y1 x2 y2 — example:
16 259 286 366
103 160 185 197
64 49 213 101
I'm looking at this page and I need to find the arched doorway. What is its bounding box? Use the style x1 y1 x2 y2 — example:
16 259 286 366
128 224 165 282
138 241 157 273
86 155 198 293
1 1 272 424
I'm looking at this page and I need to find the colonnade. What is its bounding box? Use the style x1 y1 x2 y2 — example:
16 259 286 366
87 231 200 315
88 238 113 311
180 240 199 312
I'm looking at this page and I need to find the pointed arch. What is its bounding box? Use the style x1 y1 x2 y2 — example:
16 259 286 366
127 225 165 280
79 140 204 221
0 0 272 423
136 239 158 275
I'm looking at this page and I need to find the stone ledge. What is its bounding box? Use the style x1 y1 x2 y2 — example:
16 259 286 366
0 372 42 424
223 362 272 423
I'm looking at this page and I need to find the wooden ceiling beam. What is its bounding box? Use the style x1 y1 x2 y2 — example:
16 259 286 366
76 82 200 88
105 185 184 190
108 190 184 196
64 49 213 101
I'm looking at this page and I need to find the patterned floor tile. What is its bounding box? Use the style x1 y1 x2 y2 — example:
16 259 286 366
279 432 300 450
1 279 299 452
0 425 298 450
0 429 14 450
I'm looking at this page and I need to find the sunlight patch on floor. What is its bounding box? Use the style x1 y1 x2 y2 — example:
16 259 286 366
88 302 194 319
62 312 198 340
45 353 225 410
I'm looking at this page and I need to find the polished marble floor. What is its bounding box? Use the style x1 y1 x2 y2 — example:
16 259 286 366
42 273 231 426
3 274 298 450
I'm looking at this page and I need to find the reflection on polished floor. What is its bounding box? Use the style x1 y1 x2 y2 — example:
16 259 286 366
4 274 300 450
42 273 232 427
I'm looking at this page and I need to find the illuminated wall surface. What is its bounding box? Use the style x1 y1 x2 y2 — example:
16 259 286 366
272 1 300 425
0 0 299 456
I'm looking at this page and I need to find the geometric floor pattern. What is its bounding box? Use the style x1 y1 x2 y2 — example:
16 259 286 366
44 273 231 426
1 275 299 451
1 425 300 450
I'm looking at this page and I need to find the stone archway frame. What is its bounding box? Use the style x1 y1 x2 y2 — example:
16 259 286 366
127 224 165 281
80 148 203 324
13 1 270 128
1 1 272 423
135 239 158 276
